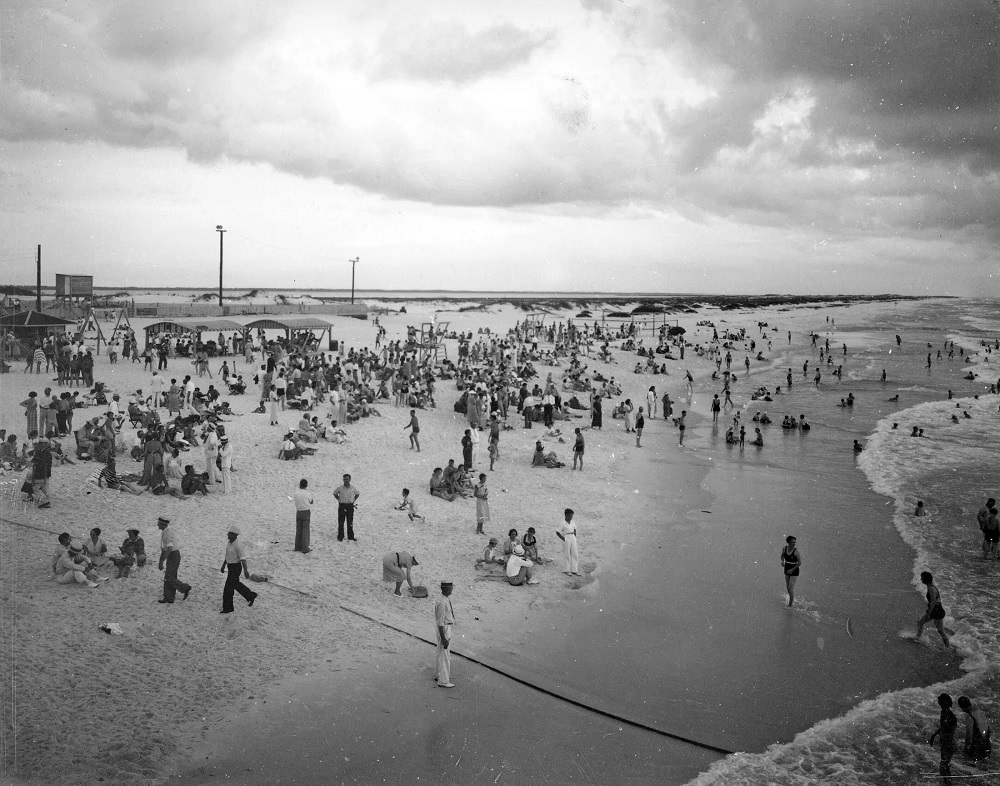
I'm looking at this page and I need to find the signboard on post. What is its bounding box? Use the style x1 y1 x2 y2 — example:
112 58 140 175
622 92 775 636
55 274 94 299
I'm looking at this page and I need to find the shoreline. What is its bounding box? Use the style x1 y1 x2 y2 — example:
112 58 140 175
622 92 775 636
0 296 980 785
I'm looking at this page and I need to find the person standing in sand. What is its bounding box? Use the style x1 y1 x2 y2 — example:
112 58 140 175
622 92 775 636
293 478 313 553
557 508 580 576
435 581 456 688
915 571 950 647
461 429 473 471
473 473 490 534
157 516 191 604
334 473 360 543
572 427 584 470
635 406 645 447
219 525 257 614
404 409 420 451
647 386 657 418
780 536 800 606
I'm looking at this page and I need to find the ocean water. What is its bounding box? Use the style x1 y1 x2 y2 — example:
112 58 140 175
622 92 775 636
686 298 1000 784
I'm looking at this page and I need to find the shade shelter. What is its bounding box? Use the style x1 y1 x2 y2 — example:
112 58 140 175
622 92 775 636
0 309 77 361
245 316 335 354
144 318 247 348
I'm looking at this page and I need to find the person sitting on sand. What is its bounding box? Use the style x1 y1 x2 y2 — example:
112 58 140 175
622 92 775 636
397 488 425 522
297 415 318 443
121 528 147 567
181 465 210 496
54 541 103 588
109 541 137 578
382 550 419 596
481 537 504 564
148 462 188 499
429 468 456 501
82 527 110 567
532 441 546 467
441 459 470 496
506 544 539 586
281 432 305 460
502 528 520 558
522 527 540 562
97 456 145 495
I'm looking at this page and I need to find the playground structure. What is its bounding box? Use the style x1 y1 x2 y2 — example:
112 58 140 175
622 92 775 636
417 321 449 366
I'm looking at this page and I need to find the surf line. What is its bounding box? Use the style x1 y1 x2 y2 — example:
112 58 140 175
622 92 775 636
340 603 736 756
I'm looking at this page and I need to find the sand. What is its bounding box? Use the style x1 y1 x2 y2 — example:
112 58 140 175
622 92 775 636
0 300 725 785
0 296 960 785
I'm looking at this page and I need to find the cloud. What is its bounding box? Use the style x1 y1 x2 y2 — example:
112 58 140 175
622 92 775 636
373 19 553 83
2 0 999 277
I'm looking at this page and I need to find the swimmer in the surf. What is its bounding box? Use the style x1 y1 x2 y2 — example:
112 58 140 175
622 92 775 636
888 395 899 402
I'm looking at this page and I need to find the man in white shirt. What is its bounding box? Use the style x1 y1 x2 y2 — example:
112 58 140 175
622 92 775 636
219 525 256 613
558 507 580 576
157 516 191 604
151 372 166 408
218 435 233 494
293 478 313 552
505 544 539 586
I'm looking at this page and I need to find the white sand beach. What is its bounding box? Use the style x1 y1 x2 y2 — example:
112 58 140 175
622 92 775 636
1 295 994 785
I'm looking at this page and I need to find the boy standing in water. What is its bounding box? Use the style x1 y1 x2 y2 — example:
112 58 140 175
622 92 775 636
781 535 800 607
928 693 958 776
915 571 951 648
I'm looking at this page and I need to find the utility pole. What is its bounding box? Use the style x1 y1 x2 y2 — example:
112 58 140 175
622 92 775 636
349 257 359 304
216 225 226 308
36 245 42 311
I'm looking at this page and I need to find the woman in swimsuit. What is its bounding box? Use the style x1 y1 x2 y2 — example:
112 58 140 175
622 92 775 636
781 535 800 607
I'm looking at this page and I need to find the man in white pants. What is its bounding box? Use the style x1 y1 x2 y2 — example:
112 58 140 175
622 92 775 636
558 507 580 576
434 581 456 688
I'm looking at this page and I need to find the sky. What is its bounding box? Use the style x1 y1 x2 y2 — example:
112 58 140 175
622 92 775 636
1 0 999 296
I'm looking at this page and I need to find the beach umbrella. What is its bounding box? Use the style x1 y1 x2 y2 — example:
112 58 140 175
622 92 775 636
668 326 686 336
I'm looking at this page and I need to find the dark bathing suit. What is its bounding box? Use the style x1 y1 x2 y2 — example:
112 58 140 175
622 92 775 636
781 546 800 576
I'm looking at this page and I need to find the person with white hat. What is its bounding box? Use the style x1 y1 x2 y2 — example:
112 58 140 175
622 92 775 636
54 540 103 588
218 434 233 494
219 526 256 614
505 543 539 586
157 516 191 604
434 581 456 688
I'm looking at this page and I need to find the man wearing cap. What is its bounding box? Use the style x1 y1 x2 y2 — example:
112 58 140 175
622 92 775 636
219 526 257 613
333 473 360 543
293 478 313 553
505 544 539 586
218 434 233 494
157 516 191 604
434 581 456 688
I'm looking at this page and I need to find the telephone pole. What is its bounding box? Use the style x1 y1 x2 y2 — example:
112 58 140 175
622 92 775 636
349 257 359 304
216 225 226 308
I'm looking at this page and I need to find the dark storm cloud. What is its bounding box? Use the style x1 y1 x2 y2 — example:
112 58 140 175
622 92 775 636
666 0 1000 170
